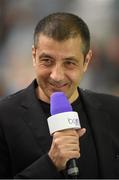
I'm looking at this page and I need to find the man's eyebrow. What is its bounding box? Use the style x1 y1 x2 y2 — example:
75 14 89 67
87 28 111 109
39 53 79 62
39 53 54 59
64 56 78 62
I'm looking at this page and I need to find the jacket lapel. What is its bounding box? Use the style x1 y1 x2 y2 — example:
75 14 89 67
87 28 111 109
20 80 52 154
79 89 116 178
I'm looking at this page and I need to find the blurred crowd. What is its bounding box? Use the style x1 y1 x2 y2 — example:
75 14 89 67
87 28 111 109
0 0 119 98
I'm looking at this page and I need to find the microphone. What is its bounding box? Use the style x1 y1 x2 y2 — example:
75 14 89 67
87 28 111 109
47 92 81 178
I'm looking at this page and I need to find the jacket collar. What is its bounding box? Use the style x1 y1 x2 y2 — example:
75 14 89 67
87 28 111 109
20 79 52 153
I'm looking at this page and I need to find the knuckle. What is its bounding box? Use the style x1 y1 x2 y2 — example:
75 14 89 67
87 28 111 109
58 150 68 162
53 132 59 138
74 151 80 159
78 152 80 158
53 138 59 147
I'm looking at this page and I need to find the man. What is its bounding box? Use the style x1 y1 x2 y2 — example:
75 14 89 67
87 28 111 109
0 12 119 179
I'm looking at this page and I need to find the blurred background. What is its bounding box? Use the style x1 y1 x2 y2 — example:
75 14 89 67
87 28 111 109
0 0 119 98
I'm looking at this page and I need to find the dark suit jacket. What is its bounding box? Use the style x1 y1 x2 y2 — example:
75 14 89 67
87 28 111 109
0 79 119 179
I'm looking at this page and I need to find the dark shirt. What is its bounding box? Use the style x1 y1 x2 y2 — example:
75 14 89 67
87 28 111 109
39 95 99 178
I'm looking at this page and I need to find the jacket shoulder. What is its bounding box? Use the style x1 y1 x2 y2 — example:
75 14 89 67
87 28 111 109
0 89 26 109
0 80 36 111
80 88 119 110
84 89 119 100
79 89 119 111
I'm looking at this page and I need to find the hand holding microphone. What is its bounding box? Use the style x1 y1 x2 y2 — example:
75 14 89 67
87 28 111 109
48 127 86 172
47 92 86 177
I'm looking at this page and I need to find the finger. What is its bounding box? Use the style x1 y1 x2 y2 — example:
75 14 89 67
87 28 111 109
60 144 80 152
54 129 78 136
64 149 81 159
52 133 80 148
77 128 86 137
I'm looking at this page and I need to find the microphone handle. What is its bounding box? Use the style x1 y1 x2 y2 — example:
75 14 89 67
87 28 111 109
67 158 79 178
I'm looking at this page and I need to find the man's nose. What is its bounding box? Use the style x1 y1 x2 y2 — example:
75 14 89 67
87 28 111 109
50 64 65 82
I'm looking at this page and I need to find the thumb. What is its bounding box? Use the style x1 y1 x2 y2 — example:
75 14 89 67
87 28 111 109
77 128 86 138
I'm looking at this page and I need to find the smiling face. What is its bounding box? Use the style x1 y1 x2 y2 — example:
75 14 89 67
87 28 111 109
32 34 92 103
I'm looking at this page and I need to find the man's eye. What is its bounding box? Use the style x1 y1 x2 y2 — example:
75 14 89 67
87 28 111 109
40 59 53 66
65 61 77 66
66 61 75 65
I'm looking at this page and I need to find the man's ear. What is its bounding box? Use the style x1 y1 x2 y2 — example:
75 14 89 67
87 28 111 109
32 45 36 66
83 49 92 72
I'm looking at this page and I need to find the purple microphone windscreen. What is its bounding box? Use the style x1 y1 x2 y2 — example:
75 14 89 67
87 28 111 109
50 92 73 115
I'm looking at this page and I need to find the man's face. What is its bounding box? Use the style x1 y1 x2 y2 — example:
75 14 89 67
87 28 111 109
32 34 92 103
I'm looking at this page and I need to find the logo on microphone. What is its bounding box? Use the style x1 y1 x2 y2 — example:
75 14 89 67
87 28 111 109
68 117 79 126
